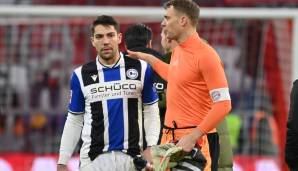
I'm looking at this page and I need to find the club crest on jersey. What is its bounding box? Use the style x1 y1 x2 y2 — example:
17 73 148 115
126 69 138 79
211 90 221 102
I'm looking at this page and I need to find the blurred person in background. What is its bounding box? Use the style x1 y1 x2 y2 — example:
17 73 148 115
285 79 298 171
123 23 165 144
161 29 233 171
57 15 160 171
128 0 232 170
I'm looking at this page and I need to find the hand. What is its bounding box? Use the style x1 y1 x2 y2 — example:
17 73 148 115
127 50 157 66
176 128 203 152
127 50 148 60
142 147 152 163
145 163 153 171
143 147 153 171
57 164 68 171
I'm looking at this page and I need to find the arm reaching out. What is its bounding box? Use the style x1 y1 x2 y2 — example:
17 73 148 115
127 50 170 81
127 50 158 66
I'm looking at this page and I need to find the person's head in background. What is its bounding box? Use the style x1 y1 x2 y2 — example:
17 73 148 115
90 15 122 65
161 0 199 43
160 29 178 54
124 23 153 50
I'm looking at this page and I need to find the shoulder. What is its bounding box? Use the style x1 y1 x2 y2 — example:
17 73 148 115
194 40 221 63
81 61 97 73
72 61 97 81
197 39 219 56
293 79 298 87
123 52 151 66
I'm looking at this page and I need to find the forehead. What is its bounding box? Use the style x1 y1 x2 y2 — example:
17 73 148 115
165 6 177 17
94 25 117 34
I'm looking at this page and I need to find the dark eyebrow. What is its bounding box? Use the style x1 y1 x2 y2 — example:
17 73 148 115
94 31 116 37
94 33 103 37
107 32 116 36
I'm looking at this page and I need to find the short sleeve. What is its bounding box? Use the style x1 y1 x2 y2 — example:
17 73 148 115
142 64 159 105
68 72 85 114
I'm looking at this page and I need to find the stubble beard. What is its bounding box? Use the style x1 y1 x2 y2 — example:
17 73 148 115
166 30 178 41
99 49 116 62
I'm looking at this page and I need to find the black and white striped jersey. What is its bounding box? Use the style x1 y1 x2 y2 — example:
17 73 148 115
68 53 158 161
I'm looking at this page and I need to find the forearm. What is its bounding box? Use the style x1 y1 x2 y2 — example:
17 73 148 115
197 100 231 134
143 102 160 146
58 113 84 165
152 59 169 81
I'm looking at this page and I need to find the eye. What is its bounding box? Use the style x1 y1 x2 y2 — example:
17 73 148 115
107 33 115 38
94 34 103 39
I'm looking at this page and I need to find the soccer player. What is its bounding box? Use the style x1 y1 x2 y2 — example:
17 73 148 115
128 0 232 170
160 29 233 171
57 15 160 171
124 23 165 145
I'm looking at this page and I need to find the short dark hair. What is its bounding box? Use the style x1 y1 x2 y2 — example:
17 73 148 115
91 15 120 35
124 23 152 50
164 0 200 26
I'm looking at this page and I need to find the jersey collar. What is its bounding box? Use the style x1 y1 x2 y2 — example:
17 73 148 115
96 52 124 71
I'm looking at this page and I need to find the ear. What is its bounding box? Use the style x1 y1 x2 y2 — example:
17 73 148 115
90 36 95 47
118 32 122 45
147 40 152 48
180 16 188 27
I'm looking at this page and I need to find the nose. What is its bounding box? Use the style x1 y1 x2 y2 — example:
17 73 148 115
161 19 166 28
102 36 110 45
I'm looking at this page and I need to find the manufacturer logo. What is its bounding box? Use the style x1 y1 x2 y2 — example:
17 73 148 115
91 74 98 82
126 69 138 79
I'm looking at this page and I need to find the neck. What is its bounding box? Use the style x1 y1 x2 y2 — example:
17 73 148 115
98 52 120 65
176 27 197 44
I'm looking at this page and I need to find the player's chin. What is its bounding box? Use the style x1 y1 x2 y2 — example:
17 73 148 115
100 52 113 59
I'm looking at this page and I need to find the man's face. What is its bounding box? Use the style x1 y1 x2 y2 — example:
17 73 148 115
91 25 122 61
161 6 182 40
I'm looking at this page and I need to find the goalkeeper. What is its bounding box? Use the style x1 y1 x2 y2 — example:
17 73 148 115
128 0 232 170
159 28 233 171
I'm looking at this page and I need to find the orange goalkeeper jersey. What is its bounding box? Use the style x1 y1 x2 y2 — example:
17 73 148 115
153 33 231 134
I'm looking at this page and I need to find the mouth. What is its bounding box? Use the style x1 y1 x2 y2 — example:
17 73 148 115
102 47 112 53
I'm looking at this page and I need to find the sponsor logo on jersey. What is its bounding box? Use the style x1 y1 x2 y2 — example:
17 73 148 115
90 83 137 94
89 81 142 101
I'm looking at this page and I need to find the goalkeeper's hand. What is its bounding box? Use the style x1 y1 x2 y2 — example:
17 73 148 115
176 128 202 152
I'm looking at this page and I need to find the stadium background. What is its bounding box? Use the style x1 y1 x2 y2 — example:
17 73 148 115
0 0 297 170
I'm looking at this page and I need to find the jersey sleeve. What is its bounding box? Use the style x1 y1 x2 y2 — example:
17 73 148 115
197 48 231 133
199 49 228 90
142 64 159 105
68 72 85 114
152 58 169 81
